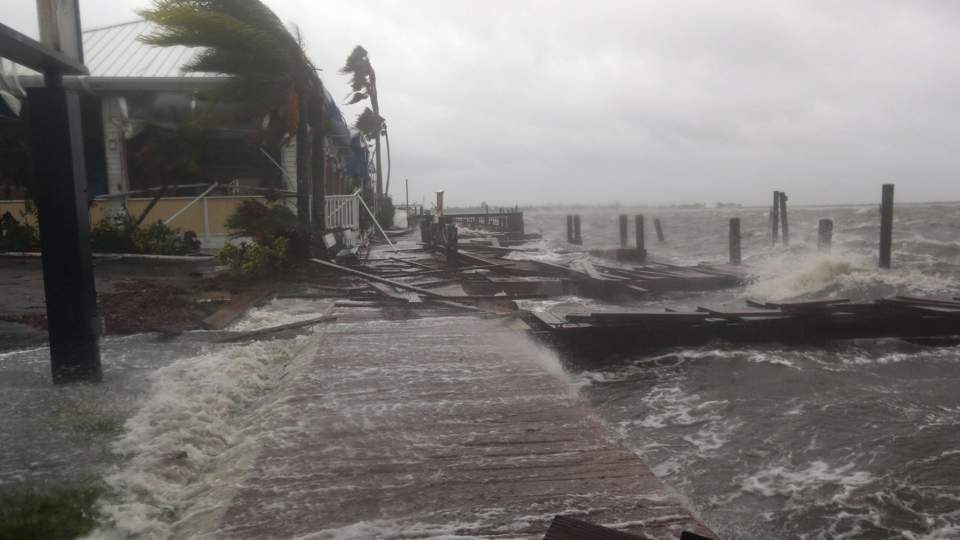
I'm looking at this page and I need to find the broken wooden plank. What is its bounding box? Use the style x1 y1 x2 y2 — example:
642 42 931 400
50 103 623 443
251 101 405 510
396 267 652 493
202 287 275 330
367 282 423 303
311 258 444 298
216 315 337 342
543 515 647 540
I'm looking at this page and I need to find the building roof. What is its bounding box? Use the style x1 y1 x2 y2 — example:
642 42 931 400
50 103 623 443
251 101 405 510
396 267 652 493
82 20 221 79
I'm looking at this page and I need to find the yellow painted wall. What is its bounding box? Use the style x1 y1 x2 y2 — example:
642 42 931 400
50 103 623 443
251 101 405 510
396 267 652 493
0 196 270 235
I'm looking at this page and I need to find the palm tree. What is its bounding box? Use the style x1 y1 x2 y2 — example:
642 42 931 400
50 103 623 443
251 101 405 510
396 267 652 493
341 45 385 210
139 0 323 226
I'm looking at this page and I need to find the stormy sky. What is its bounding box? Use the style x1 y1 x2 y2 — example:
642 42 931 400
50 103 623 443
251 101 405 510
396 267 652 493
6 1 960 206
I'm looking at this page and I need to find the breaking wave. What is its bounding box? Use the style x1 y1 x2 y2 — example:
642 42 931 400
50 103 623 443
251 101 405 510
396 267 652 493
86 334 318 539
746 253 956 302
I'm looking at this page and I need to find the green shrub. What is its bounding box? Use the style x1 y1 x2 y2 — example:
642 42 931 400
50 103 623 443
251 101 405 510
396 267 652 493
217 237 288 278
224 200 299 244
91 212 199 255
0 210 39 252
0 482 107 540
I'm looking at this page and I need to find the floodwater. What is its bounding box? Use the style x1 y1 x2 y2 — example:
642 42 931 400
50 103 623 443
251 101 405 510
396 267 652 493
518 204 960 539
1 204 958 539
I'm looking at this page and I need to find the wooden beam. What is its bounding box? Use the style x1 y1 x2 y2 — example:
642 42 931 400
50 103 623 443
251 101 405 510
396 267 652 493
312 258 444 298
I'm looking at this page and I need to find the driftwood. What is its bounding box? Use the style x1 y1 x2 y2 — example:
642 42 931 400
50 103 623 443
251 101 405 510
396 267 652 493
217 315 337 342
202 287 275 330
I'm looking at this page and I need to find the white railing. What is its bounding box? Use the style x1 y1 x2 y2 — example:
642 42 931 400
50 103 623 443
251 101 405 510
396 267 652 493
325 193 360 229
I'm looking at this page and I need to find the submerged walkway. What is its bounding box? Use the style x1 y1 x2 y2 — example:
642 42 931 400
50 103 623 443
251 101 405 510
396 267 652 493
212 312 714 539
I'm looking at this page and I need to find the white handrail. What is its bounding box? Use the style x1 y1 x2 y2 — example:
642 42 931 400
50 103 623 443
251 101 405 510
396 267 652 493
164 182 218 226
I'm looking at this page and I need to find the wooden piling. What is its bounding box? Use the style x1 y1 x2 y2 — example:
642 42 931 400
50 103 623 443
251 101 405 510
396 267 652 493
619 215 628 248
635 214 645 252
779 192 789 246
573 215 582 245
445 223 459 268
566 215 574 244
729 217 741 265
771 190 780 245
818 219 833 253
654 218 665 242
879 183 894 268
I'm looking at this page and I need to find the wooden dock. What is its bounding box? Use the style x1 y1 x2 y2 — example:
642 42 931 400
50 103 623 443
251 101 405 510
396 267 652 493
521 296 960 353
211 313 716 539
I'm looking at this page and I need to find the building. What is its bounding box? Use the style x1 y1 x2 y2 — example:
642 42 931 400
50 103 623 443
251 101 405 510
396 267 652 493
1 20 370 246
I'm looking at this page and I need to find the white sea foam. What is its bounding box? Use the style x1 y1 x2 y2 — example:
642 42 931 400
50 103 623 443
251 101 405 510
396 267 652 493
85 333 318 540
747 252 957 301
740 460 873 506
229 297 334 332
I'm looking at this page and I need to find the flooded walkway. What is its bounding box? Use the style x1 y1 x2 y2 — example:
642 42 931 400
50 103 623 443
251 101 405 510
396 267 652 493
209 312 713 539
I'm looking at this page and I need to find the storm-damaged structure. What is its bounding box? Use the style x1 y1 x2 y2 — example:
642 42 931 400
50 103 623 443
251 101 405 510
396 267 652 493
1 20 372 246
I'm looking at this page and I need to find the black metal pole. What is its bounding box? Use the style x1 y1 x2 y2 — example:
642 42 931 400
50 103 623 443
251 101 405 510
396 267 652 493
27 78 102 384
879 184 894 268
729 217 741 265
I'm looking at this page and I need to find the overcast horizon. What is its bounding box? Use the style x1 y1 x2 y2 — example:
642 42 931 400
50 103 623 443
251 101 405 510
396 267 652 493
6 1 960 207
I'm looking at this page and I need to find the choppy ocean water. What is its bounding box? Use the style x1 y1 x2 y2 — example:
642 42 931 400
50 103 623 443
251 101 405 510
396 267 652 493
520 204 960 539
1 204 958 539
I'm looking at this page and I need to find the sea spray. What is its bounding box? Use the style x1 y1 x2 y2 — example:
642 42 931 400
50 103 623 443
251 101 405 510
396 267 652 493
747 252 956 302
86 333 319 540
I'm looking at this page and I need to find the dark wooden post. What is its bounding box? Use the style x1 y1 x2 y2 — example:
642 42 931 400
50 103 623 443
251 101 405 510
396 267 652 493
654 218 665 242
445 222 459 268
573 215 582 245
729 217 741 265
779 192 789 246
771 190 780 245
635 214 645 252
879 184 894 268
618 214 628 248
566 215 573 243
28 83 102 383
818 219 833 253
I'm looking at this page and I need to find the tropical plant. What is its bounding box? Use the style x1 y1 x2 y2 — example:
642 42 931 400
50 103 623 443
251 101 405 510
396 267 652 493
90 210 199 255
0 209 39 252
217 237 288 278
139 0 326 225
341 46 386 206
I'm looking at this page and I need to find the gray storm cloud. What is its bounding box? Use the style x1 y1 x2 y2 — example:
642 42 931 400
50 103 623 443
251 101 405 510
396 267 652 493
6 0 960 206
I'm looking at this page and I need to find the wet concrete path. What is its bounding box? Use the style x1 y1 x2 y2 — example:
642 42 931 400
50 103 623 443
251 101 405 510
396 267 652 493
211 313 714 539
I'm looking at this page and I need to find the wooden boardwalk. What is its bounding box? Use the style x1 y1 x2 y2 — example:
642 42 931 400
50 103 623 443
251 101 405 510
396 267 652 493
212 313 714 539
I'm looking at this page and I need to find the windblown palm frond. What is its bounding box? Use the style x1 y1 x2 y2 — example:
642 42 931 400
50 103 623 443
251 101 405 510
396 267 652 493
139 0 320 141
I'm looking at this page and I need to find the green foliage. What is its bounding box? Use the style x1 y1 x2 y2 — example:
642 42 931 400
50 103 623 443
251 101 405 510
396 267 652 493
224 199 298 243
91 211 200 255
217 237 288 278
139 0 319 142
0 209 39 252
0 482 107 540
